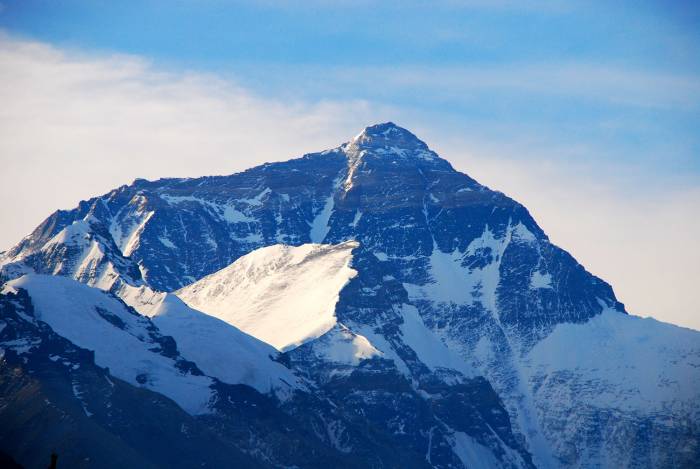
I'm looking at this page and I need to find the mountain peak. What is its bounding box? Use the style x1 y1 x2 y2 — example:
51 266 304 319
350 122 429 152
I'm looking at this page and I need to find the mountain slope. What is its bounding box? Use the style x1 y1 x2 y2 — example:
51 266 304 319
3 275 214 415
1 276 447 468
149 294 300 394
2 122 698 468
0 284 263 469
175 241 535 467
176 241 360 352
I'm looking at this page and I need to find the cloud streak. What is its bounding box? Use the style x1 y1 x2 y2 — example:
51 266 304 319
0 34 698 330
0 34 392 243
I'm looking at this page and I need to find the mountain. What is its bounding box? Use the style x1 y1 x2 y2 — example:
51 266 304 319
1 122 699 468
0 282 261 469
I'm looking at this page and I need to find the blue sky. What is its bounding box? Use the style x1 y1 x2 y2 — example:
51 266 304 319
0 1 699 329
2 0 699 179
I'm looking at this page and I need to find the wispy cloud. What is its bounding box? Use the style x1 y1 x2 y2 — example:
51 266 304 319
257 62 700 110
0 34 698 330
0 34 392 245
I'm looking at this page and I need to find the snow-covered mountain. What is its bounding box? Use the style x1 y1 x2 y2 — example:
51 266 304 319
176 241 361 352
1 122 698 468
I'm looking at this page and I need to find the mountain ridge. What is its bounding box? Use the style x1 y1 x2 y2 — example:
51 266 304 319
1 123 697 468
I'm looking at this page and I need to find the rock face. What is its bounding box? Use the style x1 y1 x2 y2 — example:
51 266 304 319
1 122 699 468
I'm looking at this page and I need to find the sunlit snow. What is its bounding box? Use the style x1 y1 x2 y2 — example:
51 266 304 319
176 241 359 351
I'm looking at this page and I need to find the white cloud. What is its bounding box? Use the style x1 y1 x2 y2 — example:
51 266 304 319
0 35 393 249
0 34 697 331
297 63 700 110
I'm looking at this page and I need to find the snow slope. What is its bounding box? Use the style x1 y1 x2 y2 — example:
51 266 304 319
150 293 300 395
4 274 214 414
176 241 359 351
0 215 141 291
526 306 700 413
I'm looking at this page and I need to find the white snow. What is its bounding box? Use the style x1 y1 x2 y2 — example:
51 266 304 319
160 193 256 224
239 188 271 206
107 197 154 256
150 294 300 394
350 210 363 228
404 223 528 315
342 149 366 192
176 241 359 352
44 219 92 248
525 305 700 413
374 252 389 261
71 380 93 417
451 432 502 469
404 230 500 309
6 275 214 415
352 323 412 377
123 211 154 257
399 304 473 377
529 271 552 290
14 218 126 291
222 205 255 223
511 222 537 243
310 180 340 243
311 324 381 366
417 246 474 305
159 194 200 204
116 282 166 317
324 418 353 453
158 236 176 249
110 282 300 396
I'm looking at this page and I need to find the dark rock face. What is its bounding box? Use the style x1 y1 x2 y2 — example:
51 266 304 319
4 123 621 325
0 287 435 469
0 288 261 469
2 122 698 468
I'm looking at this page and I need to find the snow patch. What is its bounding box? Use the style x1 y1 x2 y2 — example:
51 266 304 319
350 210 363 228
151 294 300 395
312 325 381 365
160 193 256 224
399 304 473 377
239 188 271 207
526 306 700 413
176 241 359 352
123 211 154 257
222 205 255 223
8 275 214 415
310 179 340 243
530 271 552 290
158 236 176 249
451 432 502 469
